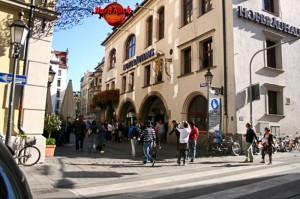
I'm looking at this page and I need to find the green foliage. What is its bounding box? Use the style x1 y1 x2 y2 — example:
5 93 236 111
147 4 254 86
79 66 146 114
44 114 61 139
46 138 56 145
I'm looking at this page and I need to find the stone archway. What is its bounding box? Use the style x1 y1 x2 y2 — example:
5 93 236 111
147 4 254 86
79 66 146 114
117 99 137 125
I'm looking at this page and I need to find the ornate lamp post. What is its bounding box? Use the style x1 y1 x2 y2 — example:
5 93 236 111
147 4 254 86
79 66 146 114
48 66 56 85
204 68 213 140
5 12 29 145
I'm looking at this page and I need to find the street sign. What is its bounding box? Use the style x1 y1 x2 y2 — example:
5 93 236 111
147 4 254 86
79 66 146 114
200 83 208 87
211 86 223 95
0 72 27 85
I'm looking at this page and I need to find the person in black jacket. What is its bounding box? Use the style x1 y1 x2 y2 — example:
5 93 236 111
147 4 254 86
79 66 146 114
243 123 259 163
260 127 274 165
169 120 180 157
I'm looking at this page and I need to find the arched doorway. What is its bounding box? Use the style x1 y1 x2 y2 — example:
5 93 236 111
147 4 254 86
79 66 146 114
118 100 137 125
187 95 207 133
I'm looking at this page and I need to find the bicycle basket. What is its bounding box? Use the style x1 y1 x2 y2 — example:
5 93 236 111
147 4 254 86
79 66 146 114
25 137 36 147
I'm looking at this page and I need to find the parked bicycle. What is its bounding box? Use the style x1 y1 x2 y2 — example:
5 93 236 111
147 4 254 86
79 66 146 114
222 134 241 156
12 134 41 166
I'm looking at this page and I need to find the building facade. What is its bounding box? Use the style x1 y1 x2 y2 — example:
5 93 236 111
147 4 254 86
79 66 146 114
99 0 300 145
0 0 58 161
49 49 68 114
80 71 93 117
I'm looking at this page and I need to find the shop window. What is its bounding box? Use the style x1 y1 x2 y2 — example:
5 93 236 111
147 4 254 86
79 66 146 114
182 47 191 75
158 7 165 40
200 37 213 69
128 73 134 92
200 0 212 15
109 49 116 69
183 0 193 25
144 65 151 87
147 16 153 47
121 76 127 93
125 35 136 60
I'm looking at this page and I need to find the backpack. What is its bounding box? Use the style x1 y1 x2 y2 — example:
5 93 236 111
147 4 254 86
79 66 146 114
131 127 139 139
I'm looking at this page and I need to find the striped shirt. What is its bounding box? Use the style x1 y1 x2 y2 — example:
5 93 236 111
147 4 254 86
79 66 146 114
141 127 156 142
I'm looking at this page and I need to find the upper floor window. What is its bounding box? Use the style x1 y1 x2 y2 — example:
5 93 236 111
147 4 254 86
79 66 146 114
128 73 134 92
125 35 136 60
144 65 151 87
109 49 116 69
200 38 213 69
263 0 274 13
200 0 212 15
266 40 276 68
147 16 153 47
268 90 277 114
58 69 62 76
158 7 165 40
182 47 192 75
57 79 61 87
106 84 109 90
111 81 115 90
121 76 127 93
56 90 60 98
183 0 193 25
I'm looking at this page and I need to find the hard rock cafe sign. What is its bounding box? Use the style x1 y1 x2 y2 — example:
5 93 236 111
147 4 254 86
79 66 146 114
93 2 133 26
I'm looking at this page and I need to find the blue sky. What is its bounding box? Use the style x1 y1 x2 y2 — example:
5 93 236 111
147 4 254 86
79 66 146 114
52 0 142 91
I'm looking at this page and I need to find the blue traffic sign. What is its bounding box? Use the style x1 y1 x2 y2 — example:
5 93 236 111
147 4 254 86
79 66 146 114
0 72 27 85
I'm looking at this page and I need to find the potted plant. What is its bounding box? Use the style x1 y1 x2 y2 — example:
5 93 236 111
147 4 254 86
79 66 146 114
44 114 61 157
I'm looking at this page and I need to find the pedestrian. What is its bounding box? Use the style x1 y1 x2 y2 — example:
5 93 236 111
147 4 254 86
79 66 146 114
260 127 274 165
128 122 141 157
176 121 191 166
74 115 86 152
97 118 106 153
64 121 73 144
243 122 259 163
57 115 66 146
169 120 180 157
88 120 99 153
155 120 165 149
141 121 156 165
188 122 199 162
107 121 113 142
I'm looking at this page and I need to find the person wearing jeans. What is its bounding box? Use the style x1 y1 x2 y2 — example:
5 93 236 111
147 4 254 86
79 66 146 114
176 121 191 166
141 121 156 164
188 122 199 162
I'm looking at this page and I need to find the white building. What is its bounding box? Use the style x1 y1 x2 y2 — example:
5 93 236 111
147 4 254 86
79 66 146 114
97 0 300 146
49 49 69 114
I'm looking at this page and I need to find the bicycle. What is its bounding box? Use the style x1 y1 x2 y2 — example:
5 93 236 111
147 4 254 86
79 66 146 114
12 134 41 166
208 133 228 156
222 134 242 156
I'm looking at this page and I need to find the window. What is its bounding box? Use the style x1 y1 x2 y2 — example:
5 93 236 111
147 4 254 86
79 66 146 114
183 0 193 25
266 84 284 115
268 90 277 114
266 40 276 68
106 84 109 90
147 16 153 47
158 7 165 40
200 0 212 15
56 90 60 98
263 0 274 13
58 69 61 76
128 73 134 91
201 38 213 69
55 100 60 110
125 35 136 59
57 79 61 87
109 49 116 69
111 81 115 90
121 76 127 93
144 65 151 87
182 47 192 75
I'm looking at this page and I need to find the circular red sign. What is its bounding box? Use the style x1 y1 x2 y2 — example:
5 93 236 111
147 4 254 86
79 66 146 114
103 2 126 26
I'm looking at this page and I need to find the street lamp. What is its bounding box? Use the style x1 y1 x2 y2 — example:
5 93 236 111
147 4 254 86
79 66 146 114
48 66 56 85
249 36 300 127
6 12 29 145
205 68 213 140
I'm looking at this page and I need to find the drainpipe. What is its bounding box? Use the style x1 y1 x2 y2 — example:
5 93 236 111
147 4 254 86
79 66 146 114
222 0 228 133
18 0 35 134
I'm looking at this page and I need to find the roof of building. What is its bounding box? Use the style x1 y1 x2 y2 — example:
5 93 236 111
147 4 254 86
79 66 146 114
50 50 68 69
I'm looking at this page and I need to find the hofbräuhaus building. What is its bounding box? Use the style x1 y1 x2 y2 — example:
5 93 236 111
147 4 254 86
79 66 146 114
100 0 300 143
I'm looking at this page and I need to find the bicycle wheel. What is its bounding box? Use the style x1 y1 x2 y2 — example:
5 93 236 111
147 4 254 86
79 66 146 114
18 146 41 166
212 143 225 156
231 142 241 156
295 142 300 151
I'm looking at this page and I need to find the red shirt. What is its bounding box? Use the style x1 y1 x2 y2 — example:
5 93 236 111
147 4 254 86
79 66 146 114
189 126 199 141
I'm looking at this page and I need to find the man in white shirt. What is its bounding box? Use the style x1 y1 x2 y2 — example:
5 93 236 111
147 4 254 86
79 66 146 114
176 121 191 166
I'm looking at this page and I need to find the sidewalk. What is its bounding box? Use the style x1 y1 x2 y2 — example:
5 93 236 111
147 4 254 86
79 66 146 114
19 135 300 194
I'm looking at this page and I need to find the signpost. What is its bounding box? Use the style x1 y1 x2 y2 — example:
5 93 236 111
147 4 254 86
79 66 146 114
0 72 27 85
200 83 208 87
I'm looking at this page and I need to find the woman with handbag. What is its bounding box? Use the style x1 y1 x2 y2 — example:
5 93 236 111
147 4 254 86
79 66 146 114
260 127 274 165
